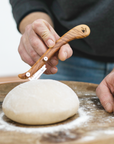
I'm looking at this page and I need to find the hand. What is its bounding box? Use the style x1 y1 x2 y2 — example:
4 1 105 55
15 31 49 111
96 69 114 113
18 19 73 74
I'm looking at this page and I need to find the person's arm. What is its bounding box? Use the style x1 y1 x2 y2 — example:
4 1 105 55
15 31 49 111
9 0 54 31
9 0 72 73
19 12 54 34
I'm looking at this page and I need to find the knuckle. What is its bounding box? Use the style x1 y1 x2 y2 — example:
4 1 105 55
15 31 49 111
20 56 25 63
18 46 22 55
21 34 26 44
31 38 38 48
21 55 34 66
32 19 50 39
30 50 38 58
28 60 34 66
19 54 25 63
25 24 31 32
32 19 44 28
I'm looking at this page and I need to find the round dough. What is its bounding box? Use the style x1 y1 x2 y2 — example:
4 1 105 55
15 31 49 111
2 79 79 125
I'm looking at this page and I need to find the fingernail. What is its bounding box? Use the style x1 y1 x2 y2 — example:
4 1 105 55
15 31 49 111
47 39 55 47
50 67 57 74
105 103 112 113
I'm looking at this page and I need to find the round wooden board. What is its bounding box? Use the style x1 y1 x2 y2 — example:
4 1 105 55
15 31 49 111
0 81 114 144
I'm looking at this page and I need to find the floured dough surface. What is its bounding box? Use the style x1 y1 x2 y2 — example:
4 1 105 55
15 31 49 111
2 80 79 125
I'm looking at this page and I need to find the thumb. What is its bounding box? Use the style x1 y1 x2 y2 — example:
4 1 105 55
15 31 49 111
58 44 73 61
32 19 56 48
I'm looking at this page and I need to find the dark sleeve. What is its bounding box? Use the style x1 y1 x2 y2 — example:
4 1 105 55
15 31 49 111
9 0 53 31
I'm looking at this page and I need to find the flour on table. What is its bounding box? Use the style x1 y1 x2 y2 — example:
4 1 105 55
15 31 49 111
0 107 90 134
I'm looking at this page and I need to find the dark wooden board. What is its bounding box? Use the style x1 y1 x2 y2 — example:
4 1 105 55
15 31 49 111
0 81 114 144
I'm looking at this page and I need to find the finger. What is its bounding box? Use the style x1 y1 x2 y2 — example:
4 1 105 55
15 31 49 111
44 55 58 74
19 38 58 74
27 26 48 57
58 43 73 61
44 64 58 75
21 33 39 63
23 26 47 62
48 55 59 67
26 32 59 67
32 19 58 47
18 42 34 66
96 80 114 113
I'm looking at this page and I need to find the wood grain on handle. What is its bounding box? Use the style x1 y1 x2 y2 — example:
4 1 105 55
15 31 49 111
18 24 90 79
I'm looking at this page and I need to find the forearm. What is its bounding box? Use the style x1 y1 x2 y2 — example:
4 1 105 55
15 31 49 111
19 12 54 34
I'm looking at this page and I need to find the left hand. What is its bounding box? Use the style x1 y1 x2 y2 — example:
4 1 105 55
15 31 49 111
96 69 114 113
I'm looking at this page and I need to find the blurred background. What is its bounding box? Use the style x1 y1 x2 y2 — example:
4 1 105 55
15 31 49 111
0 0 30 79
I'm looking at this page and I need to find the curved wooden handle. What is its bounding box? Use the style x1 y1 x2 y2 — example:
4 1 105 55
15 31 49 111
18 24 90 79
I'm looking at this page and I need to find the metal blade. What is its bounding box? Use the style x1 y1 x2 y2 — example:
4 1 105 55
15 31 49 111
28 65 47 80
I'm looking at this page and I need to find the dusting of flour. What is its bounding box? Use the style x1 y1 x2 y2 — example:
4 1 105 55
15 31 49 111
0 107 90 134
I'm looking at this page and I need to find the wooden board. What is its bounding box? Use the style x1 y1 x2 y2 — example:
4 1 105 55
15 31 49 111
0 81 114 144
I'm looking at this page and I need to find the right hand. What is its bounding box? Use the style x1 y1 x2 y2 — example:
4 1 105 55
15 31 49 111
18 19 73 74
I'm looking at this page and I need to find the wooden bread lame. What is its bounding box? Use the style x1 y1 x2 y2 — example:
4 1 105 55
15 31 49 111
18 24 90 79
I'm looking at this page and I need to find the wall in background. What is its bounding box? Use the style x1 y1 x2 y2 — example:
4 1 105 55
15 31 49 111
0 0 30 77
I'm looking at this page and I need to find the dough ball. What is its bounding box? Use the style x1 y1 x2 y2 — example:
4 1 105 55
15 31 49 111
2 79 79 125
